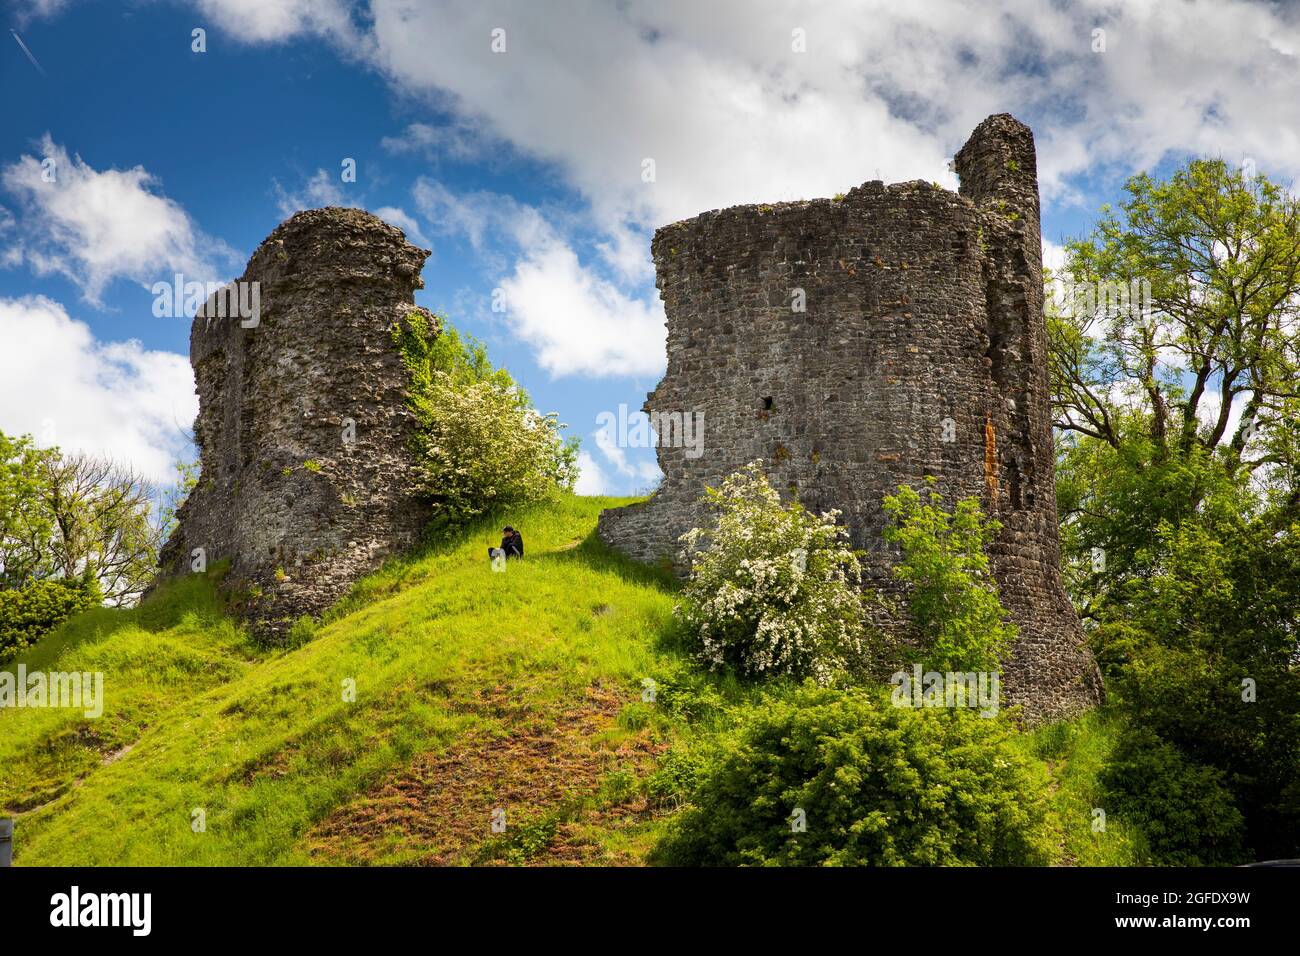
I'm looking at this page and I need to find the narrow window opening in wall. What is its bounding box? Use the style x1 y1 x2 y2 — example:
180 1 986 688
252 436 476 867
762 396 774 411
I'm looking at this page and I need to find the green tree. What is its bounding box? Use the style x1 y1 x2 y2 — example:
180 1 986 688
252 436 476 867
1052 159 1300 484
882 479 1014 672
35 451 159 605
1093 502 1300 861
1050 158 1300 601
1099 727 1247 866
0 430 158 606
1048 158 1300 862
0 432 57 589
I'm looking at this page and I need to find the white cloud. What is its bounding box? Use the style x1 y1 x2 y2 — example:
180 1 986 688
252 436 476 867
373 206 429 248
191 0 361 45
12 0 69 27
32 3 1300 223
596 224 656 284
411 177 524 254
1197 387 1250 440
1042 238 1069 277
363 0 956 236
273 168 350 217
496 225 665 378
0 205 21 268
574 450 612 496
2 136 238 304
17 0 359 45
169 0 1300 382
593 419 662 485
576 428 663 495
0 296 198 484
413 179 665 377
213 0 1300 215
356 0 1300 221
381 119 505 163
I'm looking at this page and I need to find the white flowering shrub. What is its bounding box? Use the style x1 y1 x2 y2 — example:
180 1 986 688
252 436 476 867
415 379 577 524
676 461 867 683
393 313 578 529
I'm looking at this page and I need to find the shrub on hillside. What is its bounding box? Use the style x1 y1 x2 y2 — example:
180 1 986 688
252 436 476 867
0 577 103 662
1099 727 1247 866
676 462 868 683
1095 509 1300 860
883 479 1015 672
652 686 1052 866
393 313 578 529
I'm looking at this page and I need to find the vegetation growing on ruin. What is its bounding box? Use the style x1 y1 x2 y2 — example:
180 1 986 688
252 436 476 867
882 479 1014 673
392 312 579 532
660 466 1052 863
675 461 868 683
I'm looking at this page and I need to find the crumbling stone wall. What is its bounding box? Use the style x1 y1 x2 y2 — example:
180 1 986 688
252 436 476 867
598 115 1101 721
158 207 434 636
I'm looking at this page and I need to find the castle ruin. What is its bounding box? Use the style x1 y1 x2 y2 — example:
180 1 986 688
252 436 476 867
159 119 1100 719
598 115 1101 720
158 207 435 635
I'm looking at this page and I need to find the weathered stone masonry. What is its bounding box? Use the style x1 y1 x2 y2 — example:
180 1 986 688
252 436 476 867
598 115 1102 720
158 207 436 636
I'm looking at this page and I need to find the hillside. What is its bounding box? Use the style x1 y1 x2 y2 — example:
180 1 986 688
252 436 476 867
0 494 1137 866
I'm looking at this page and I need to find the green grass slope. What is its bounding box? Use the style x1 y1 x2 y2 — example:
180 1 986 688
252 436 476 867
1 493 1142 866
2 495 681 864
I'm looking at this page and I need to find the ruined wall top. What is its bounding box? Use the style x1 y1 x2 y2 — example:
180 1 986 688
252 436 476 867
954 113 1041 219
245 206 428 284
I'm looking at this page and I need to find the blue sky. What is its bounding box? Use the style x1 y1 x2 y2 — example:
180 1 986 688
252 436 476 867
2 0 1297 495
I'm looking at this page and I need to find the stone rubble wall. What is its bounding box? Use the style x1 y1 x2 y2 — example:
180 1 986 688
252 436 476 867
598 115 1101 721
157 207 434 637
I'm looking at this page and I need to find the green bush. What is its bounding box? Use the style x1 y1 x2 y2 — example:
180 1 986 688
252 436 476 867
1029 719 1080 761
0 577 103 662
653 686 1052 866
1095 509 1300 860
676 462 868 683
1099 728 1247 866
646 746 713 811
392 311 578 530
883 479 1014 671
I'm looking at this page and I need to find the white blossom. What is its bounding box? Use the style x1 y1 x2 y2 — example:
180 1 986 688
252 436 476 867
675 461 866 682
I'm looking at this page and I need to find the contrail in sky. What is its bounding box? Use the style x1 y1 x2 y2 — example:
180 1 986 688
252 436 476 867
11 29 46 76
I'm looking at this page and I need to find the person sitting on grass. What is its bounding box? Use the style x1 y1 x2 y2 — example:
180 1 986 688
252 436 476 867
488 525 524 560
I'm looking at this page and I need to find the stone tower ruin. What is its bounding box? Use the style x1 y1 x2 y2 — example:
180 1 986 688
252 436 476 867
598 115 1101 720
158 207 435 635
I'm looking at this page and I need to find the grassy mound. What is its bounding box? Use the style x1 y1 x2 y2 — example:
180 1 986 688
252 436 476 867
0 493 1142 866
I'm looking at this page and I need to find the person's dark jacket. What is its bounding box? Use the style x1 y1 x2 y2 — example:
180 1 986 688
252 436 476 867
489 531 524 560
503 531 524 558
